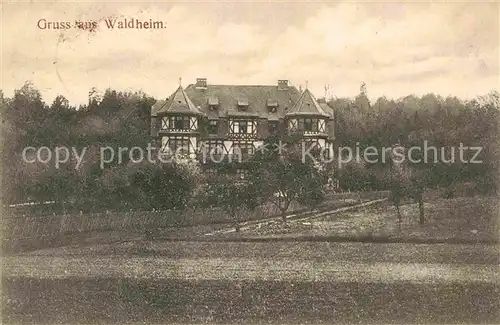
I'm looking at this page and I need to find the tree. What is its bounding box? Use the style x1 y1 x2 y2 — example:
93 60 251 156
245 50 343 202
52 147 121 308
296 166 326 211
202 174 258 232
249 137 327 221
355 81 371 115
387 145 426 227
129 161 200 211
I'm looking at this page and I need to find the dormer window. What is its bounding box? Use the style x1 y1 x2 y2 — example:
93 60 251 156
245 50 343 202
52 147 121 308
208 96 219 111
267 99 278 113
237 98 249 111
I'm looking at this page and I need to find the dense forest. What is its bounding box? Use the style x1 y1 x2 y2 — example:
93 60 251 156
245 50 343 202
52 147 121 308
332 84 499 193
1 82 498 213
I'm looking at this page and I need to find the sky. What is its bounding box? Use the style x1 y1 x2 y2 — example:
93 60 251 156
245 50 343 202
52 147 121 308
1 1 499 106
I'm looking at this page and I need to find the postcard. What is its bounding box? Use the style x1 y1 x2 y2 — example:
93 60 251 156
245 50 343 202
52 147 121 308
1 1 499 324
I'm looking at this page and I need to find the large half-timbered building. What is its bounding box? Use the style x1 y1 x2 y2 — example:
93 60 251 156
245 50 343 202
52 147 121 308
150 78 335 174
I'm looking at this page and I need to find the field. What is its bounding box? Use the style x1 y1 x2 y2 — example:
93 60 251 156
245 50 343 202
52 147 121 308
2 195 499 324
3 277 498 324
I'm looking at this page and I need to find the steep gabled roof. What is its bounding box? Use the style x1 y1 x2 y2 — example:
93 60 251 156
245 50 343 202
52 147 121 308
286 88 330 117
154 86 205 116
151 82 332 119
184 84 301 119
319 103 334 118
151 99 163 117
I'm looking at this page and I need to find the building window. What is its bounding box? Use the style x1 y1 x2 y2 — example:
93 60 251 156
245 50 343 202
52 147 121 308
162 136 191 154
205 168 217 178
297 118 320 132
162 116 192 130
208 120 218 135
174 116 189 129
302 139 319 152
304 118 312 131
232 141 254 160
205 140 225 154
239 121 248 133
323 141 332 159
162 116 198 131
230 120 256 134
236 168 248 179
202 140 225 162
304 118 313 131
268 121 279 135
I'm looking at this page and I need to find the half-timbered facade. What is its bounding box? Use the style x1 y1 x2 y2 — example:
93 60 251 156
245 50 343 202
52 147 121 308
153 85 205 159
285 86 332 151
151 78 335 172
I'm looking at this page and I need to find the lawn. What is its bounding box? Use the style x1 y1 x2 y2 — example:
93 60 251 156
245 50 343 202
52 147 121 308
10 195 497 258
220 196 499 242
3 191 382 254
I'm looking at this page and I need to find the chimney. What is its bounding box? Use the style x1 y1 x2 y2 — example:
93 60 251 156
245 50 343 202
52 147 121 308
195 78 207 89
278 79 289 90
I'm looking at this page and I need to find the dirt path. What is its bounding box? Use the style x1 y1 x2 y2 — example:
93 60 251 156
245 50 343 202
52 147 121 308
204 198 387 236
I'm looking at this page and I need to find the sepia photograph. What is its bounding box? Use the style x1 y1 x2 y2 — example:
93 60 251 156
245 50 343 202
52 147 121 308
1 1 499 324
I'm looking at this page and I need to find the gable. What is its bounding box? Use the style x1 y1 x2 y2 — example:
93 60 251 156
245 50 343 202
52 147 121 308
286 89 330 117
156 86 205 116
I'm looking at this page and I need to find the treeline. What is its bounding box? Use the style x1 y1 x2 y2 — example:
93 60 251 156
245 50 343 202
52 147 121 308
329 83 499 194
1 82 165 211
1 82 499 215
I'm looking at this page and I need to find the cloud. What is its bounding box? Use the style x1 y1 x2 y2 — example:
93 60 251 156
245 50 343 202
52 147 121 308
1 1 498 106
258 2 499 98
